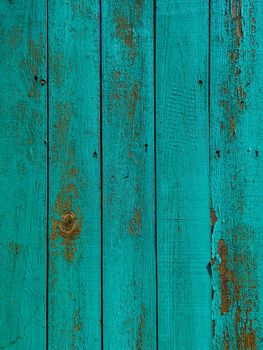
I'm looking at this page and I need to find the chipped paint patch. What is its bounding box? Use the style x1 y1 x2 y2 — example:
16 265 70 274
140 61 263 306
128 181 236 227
215 226 258 348
129 209 142 235
115 15 136 63
219 1 256 138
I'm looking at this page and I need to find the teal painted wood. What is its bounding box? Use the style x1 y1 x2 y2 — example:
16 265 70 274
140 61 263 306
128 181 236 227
156 1 211 349
211 1 263 348
102 0 156 349
48 0 101 348
0 1 47 348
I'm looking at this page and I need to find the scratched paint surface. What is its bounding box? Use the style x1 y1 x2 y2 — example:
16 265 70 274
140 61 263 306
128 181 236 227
2 0 263 349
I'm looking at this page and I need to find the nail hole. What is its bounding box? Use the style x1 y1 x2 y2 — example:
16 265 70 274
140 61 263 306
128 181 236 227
199 80 203 85
93 151 98 158
40 79 46 86
255 150 259 157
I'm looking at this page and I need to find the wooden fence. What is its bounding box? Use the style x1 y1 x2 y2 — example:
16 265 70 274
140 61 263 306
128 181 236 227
0 1 261 349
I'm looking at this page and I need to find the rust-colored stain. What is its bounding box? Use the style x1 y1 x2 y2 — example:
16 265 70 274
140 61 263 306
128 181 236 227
219 2 256 139
129 80 140 123
231 0 243 47
115 15 136 62
129 208 142 235
217 225 258 348
136 304 146 350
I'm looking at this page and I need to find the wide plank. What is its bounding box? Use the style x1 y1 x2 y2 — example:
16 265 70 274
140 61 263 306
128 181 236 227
0 1 47 348
211 1 263 348
48 1 101 348
102 0 156 348
156 1 211 348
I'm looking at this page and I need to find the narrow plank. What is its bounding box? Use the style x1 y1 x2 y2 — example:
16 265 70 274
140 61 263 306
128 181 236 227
102 1 156 349
211 1 263 348
48 1 101 348
156 1 211 348
0 1 47 348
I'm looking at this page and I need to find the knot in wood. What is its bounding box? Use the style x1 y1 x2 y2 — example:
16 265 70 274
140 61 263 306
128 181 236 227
60 211 77 237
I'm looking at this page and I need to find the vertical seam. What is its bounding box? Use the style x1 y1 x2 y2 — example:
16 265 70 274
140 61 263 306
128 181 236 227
208 0 212 347
99 0 104 349
154 0 158 349
46 0 50 348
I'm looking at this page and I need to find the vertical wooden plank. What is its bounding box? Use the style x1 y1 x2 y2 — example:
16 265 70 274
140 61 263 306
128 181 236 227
48 0 101 348
211 1 263 348
0 1 47 348
102 1 156 349
156 1 211 349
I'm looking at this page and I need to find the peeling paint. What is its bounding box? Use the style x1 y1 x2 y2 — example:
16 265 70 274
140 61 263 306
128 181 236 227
115 15 136 63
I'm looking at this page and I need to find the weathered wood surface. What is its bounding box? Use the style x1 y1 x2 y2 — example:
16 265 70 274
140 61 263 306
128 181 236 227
102 0 156 349
0 1 47 348
48 0 101 349
156 1 211 349
211 1 263 349
1 0 263 349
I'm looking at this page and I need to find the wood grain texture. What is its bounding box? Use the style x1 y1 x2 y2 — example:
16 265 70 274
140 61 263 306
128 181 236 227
102 0 156 349
211 1 263 348
3 1 263 349
156 1 211 349
48 1 101 348
0 1 47 348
